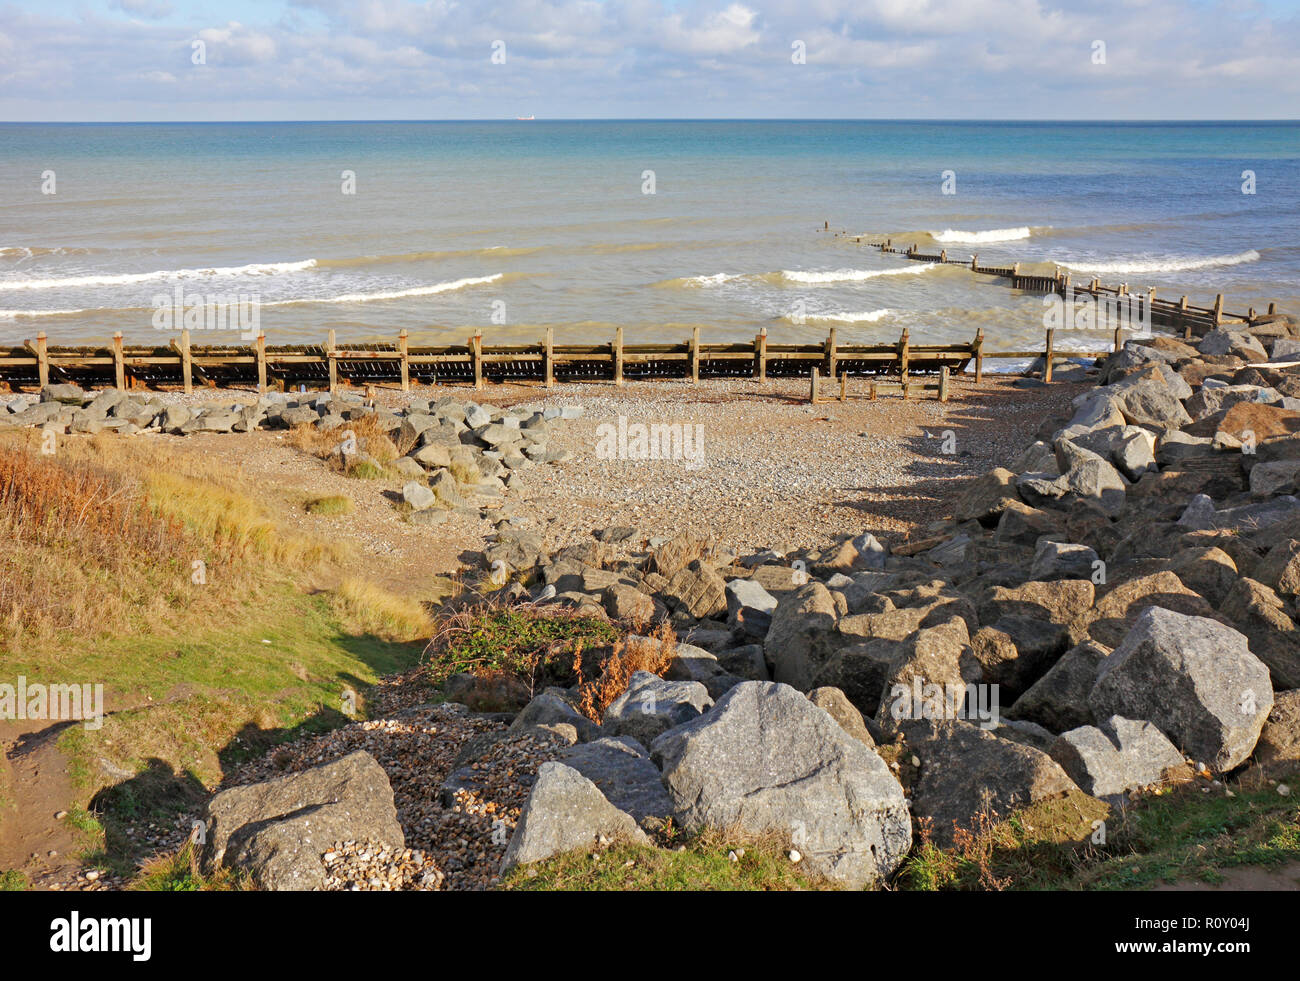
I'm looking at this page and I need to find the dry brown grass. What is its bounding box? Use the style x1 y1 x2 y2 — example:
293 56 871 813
0 429 335 646
575 620 677 722
286 414 405 469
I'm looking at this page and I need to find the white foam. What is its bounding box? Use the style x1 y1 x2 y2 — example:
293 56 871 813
0 308 91 319
932 227 1033 244
0 259 318 291
801 309 892 323
1060 250 1260 275
779 264 936 284
266 274 502 306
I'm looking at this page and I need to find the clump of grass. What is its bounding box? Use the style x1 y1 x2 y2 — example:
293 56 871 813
0 870 29 891
306 495 353 516
330 577 433 642
424 599 621 691
502 827 829 891
346 459 385 480
129 841 247 891
574 620 677 722
287 414 401 470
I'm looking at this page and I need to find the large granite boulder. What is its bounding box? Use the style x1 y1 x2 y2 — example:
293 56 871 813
652 681 911 888
203 751 403 890
1089 608 1273 772
500 762 649 872
901 719 1078 846
1048 716 1186 798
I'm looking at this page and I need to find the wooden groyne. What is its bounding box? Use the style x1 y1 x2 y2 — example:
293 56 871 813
1 323 1121 398
863 237 1269 337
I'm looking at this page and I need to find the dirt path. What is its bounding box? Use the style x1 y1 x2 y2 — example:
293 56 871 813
1153 863 1300 891
0 720 85 886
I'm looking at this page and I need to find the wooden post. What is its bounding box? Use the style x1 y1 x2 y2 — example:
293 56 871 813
899 329 910 385
398 329 410 392
181 329 192 395
825 327 838 379
690 326 700 384
1044 328 1055 383
1012 263 1021 283
327 329 338 398
869 381 878 401
971 254 979 272
809 366 820 404
471 329 483 390
256 332 267 394
973 328 984 384
112 332 125 390
1113 325 1124 353
939 366 950 403
613 327 624 386
35 332 49 389
839 371 848 402
1269 302 1277 315
940 250 947 263
544 327 554 388
1212 294 1224 327
1179 295 1190 339
1091 277 1100 292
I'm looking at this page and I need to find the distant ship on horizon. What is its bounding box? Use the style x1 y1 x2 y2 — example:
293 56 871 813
516 114 535 120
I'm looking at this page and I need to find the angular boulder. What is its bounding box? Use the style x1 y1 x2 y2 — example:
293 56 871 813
652 681 911 889
203 751 403 890
500 762 648 872
1089 608 1273 772
1048 716 1186 798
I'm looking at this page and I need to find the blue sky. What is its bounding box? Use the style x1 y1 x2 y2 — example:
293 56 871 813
2 0 1298 121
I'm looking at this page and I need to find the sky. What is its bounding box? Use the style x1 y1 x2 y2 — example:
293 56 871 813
1 0 1298 121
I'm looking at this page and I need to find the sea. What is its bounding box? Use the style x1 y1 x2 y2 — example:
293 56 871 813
1 120 1297 361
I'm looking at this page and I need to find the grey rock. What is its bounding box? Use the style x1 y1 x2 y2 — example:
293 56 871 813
500 762 648 872
652 681 911 888
603 670 712 746
203 751 402 890
559 736 677 824
1049 716 1186 797
1089 608 1273 772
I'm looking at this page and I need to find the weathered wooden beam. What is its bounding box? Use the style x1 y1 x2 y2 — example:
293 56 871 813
256 332 267 394
1044 328 1055 383
544 327 554 388
113 332 126 390
327 329 338 398
613 327 624 386
471 330 483 390
690 327 700 384
398 330 410 392
939 366 950 403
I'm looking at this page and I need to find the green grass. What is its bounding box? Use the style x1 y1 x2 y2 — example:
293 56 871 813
0 869 29 891
346 460 385 480
897 775 1300 891
305 495 354 516
128 842 245 891
502 830 830 891
3 582 426 875
426 604 620 687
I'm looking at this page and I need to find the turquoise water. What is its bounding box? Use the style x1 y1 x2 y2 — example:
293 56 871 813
1 120 1296 351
